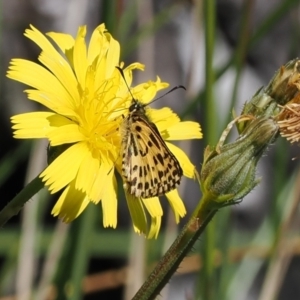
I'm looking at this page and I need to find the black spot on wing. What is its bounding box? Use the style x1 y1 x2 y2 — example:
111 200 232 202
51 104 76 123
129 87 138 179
143 166 148 176
157 153 164 166
135 125 142 132
139 166 143 177
131 177 137 186
172 169 178 177
158 170 164 179
149 133 160 149
131 134 139 156
139 147 148 157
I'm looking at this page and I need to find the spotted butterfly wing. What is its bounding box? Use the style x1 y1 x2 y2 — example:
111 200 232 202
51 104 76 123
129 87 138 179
121 99 183 198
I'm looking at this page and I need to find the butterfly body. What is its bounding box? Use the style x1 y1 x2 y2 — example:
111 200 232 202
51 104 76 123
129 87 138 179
121 99 183 198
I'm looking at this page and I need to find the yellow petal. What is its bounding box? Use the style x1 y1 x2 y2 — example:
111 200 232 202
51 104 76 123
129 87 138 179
101 175 118 228
125 192 148 235
46 32 75 52
24 25 79 102
51 181 90 222
88 154 114 202
87 24 106 64
166 142 195 178
25 90 76 115
40 142 89 193
123 63 145 87
147 107 180 131
163 121 202 140
165 189 186 223
104 33 120 78
11 112 55 139
7 59 75 110
75 151 100 195
142 197 163 218
132 79 169 104
73 26 88 89
147 216 162 239
47 124 85 146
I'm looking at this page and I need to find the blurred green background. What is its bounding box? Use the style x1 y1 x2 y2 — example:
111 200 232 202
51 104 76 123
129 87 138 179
1 0 300 299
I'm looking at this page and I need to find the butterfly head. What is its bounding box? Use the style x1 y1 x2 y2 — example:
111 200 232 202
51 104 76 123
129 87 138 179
128 98 146 114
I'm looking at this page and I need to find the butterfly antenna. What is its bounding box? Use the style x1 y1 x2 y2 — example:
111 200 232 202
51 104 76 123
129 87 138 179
116 66 136 100
149 85 186 105
116 66 186 106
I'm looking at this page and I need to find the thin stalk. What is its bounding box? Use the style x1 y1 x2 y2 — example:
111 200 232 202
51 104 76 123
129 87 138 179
226 0 254 126
216 209 233 299
203 0 216 143
0 141 31 187
202 1 217 299
67 205 97 300
132 194 219 300
0 175 44 227
101 0 118 35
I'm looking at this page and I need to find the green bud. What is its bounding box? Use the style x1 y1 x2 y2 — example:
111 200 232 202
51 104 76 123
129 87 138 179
200 117 278 205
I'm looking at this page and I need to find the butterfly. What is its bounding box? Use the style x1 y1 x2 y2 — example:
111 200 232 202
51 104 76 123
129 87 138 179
120 96 184 198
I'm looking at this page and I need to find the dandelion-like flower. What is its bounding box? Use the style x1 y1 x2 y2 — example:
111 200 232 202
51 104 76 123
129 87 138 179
7 24 202 238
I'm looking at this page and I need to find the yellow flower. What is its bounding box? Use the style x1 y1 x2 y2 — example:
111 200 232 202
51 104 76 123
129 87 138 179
7 24 202 238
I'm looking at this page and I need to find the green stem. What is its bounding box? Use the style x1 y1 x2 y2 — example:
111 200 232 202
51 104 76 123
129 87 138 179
227 0 253 125
132 194 219 300
101 0 118 35
67 205 97 300
202 1 217 298
201 215 216 299
204 0 216 142
0 174 44 227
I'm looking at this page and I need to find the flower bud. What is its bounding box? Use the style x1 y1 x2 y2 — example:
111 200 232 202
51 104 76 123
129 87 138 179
200 117 278 205
266 58 300 105
239 59 300 133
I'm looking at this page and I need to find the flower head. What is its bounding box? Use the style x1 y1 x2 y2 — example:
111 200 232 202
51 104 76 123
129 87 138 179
7 24 202 238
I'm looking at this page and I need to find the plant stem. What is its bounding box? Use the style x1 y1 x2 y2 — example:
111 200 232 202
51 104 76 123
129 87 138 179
132 194 219 300
204 0 216 142
0 174 44 227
